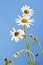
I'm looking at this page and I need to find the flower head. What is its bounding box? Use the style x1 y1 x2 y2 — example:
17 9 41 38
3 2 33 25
29 34 40 45
15 15 34 28
4 58 11 65
9 28 25 42
21 5 34 17
14 52 20 57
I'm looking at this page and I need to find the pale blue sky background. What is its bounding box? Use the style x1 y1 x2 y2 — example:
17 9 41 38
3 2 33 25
0 0 43 65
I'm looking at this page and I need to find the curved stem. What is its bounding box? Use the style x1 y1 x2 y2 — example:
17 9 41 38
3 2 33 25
20 49 36 65
39 44 43 54
30 51 35 62
39 44 42 51
28 51 33 63
20 49 33 63
20 50 25 53
23 25 36 64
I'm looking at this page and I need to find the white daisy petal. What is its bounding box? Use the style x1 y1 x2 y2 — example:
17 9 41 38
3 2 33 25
18 29 25 35
29 19 35 22
15 37 19 42
15 18 20 21
18 15 21 19
9 31 13 34
29 23 33 25
11 36 14 41
26 24 30 28
18 23 22 25
15 21 20 23
9 31 13 35
20 35 23 39
12 27 16 32
10 33 13 35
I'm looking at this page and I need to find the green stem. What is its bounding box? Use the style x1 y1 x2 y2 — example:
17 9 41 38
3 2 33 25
29 55 33 63
20 49 35 62
23 25 36 64
23 25 33 63
30 51 35 62
39 44 43 54
23 25 29 50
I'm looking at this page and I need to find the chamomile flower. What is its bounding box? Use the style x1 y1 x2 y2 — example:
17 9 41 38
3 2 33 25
9 28 25 42
14 52 20 57
21 5 34 17
15 15 34 28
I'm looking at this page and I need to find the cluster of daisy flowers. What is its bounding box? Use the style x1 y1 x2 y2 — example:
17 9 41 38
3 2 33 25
9 5 43 65
10 5 34 42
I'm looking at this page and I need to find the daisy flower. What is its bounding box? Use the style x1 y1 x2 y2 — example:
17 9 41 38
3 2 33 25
9 28 25 42
21 5 34 17
14 52 20 57
15 15 34 28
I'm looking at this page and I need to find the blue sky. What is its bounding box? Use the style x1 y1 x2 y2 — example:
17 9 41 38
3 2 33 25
0 0 43 65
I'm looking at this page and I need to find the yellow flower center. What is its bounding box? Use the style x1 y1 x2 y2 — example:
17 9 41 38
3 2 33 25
21 18 28 23
24 9 30 14
14 32 19 36
15 52 19 56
